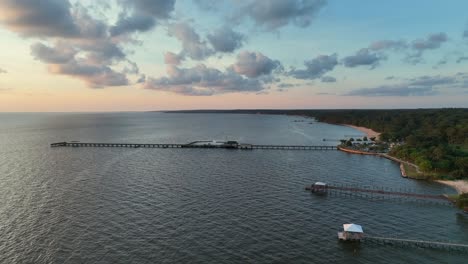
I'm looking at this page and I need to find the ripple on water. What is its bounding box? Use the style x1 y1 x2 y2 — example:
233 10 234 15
0 113 466 264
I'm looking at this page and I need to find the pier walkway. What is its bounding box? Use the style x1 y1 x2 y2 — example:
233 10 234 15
365 236 468 251
51 142 337 151
306 183 452 204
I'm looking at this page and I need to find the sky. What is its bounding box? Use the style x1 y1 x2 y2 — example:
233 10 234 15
0 0 467 112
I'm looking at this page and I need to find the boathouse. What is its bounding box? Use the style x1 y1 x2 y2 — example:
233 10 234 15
338 224 364 241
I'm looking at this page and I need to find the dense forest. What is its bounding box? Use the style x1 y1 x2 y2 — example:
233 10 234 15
167 109 468 179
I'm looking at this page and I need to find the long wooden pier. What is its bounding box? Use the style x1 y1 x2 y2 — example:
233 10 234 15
365 236 468 251
306 183 452 204
50 142 337 150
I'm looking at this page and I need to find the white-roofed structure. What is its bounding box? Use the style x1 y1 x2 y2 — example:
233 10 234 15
343 224 363 233
338 223 364 241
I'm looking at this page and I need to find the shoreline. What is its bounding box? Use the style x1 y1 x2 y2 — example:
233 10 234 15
342 124 381 140
342 124 467 194
436 180 468 194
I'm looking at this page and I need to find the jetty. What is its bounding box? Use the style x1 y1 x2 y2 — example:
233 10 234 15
337 224 468 251
306 182 452 204
50 141 337 151
365 236 468 251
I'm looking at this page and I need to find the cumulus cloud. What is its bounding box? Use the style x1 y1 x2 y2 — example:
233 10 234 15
404 32 448 64
412 32 448 51
121 0 175 19
145 64 266 96
321 76 336 83
49 60 128 88
31 42 77 64
343 48 384 68
236 0 327 30
110 14 156 36
164 52 183 65
111 0 175 36
344 73 464 97
369 40 407 51
168 22 213 60
207 26 245 53
0 1 150 88
289 54 338 79
232 51 281 78
0 0 79 37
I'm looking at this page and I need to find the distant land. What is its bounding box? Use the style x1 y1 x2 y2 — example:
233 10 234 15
165 109 468 181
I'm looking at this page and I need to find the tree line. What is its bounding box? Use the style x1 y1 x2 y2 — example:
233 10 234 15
167 109 468 179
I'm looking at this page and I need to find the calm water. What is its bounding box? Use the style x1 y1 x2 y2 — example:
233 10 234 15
0 112 467 263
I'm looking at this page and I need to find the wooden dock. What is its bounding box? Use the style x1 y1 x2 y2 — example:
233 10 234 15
306 183 452 204
365 236 468 251
50 142 337 151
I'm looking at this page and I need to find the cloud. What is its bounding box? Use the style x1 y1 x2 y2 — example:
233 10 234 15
236 0 327 30
345 85 436 97
464 30 468 38
232 51 281 78
342 48 384 68
344 73 465 97
0 0 79 37
121 0 175 19
110 0 175 36
277 83 295 88
0 1 148 88
456 56 468 63
49 60 128 88
167 22 213 60
289 54 338 79
369 40 407 51
404 32 448 64
193 0 221 11
110 14 156 36
207 26 245 53
145 64 267 95
411 32 448 51
408 75 456 86
31 42 77 64
0 68 7 74
321 76 336 83
164 52 183 65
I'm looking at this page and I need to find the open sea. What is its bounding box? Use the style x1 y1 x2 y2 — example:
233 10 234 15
0 112 467 263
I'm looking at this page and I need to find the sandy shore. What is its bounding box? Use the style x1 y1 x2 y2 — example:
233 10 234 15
343 124 381 140
436 180 468 194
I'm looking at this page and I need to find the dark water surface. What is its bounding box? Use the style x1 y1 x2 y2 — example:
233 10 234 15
0 113 467 263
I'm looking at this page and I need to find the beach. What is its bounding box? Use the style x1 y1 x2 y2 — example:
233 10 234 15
343 124 381 140
436 180 468 194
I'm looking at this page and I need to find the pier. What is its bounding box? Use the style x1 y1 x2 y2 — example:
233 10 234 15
365 236 468 251
50 142 337 151
306 182 452 204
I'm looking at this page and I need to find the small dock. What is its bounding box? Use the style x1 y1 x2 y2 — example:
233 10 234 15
365 236 468 251
51 141 337 151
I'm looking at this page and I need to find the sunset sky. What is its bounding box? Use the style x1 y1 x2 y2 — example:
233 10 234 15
0 0 468 112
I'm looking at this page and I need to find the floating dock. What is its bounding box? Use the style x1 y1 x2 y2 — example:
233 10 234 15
50 141 337 151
